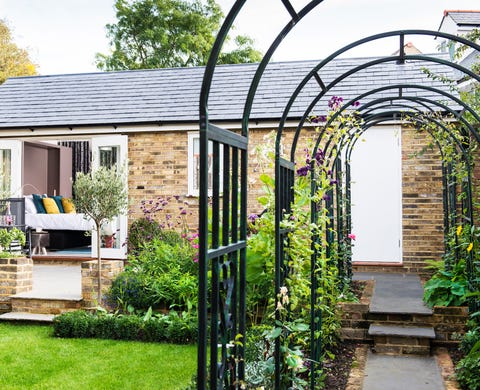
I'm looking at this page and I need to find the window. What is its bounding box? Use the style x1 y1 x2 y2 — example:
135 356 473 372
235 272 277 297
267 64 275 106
188 132 223 196
0 149 12 195
0 141 21 197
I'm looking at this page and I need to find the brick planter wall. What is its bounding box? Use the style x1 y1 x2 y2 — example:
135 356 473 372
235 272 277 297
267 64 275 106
431 306 469 345
81 260 124 308
339 280 375 342
0 256 32 313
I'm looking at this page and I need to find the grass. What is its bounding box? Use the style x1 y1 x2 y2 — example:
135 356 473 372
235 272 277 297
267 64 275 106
0 323 197 389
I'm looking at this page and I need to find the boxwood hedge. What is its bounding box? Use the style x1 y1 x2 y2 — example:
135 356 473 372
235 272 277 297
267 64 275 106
53 310 197 344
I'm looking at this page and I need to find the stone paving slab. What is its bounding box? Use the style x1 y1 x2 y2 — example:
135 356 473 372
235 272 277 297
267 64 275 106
354 272 432 315
0 312 55 322
369 324 436 338
362 351 444 390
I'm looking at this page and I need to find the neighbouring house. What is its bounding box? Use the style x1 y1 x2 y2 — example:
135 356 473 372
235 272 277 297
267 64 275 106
437 9 480 88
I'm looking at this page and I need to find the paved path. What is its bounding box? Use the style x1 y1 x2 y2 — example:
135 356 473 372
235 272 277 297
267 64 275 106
354 272 432 314
362 351 444 390
354 273 445 389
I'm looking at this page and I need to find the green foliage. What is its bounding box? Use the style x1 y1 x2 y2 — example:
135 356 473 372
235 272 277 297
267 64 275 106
423 258 468 307
96 0 262 70
73 166 128 228
106 272 154 311
108 233 198 312
244 98 363 385
127 217 162 254
0 227 26 255
423 223 479 308
456 336 480 390
53 309 197 343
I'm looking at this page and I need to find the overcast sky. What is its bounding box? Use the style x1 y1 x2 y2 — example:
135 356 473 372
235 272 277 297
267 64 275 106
1 0 479 75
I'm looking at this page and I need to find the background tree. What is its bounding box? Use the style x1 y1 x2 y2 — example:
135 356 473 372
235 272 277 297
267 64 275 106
0 20 37 84
95 0 262 70
73 166 128 304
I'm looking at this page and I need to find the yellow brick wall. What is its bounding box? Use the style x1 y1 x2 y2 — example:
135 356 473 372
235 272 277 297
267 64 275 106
126 125 446 271
401 126 445 268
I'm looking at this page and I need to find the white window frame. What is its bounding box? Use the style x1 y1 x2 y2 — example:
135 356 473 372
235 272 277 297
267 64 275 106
91 135 128 260
0 140 22 197
188 132 223 197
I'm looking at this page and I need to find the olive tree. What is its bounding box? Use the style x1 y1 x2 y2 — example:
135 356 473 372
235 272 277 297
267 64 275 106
73 166 128 303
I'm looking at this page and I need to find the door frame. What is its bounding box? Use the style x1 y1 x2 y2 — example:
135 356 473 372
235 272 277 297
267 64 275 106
91 135 128 260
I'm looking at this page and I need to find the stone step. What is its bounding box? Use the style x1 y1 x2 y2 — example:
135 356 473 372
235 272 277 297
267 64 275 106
369 324 436 339
369 324 435 355
10 295 82 315
0 311 55 323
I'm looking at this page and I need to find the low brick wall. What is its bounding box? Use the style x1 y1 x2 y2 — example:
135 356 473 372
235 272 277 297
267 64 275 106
81 260 124 308
0 257 32 313
339 280 374 342
431 306 469 345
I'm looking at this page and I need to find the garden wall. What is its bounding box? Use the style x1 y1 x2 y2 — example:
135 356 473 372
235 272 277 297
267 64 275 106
81 260 124 308
0 257 32 313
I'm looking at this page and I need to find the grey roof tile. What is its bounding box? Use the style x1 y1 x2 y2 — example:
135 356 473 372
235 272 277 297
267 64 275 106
0 54 461 129
447 10 480 26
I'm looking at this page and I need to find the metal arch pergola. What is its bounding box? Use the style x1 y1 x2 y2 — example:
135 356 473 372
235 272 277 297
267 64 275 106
198 1 480 388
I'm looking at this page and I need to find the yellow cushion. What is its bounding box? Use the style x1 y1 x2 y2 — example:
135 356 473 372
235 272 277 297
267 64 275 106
42 197 60 214
61 198 76 213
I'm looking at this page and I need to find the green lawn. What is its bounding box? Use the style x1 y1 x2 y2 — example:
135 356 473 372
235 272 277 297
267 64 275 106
0 323 197 389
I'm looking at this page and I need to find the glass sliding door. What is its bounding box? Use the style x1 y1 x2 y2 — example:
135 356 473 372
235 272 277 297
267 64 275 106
91 136 128 259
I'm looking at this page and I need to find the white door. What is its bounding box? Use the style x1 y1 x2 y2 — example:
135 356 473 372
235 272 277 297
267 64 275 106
350 126 402 263
0 140 22 197
91 135 128 259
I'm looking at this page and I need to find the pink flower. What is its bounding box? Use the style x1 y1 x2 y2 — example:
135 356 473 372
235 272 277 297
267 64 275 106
348 233 356 240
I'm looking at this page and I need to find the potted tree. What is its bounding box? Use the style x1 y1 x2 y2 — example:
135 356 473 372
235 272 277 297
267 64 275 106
73 166 128 304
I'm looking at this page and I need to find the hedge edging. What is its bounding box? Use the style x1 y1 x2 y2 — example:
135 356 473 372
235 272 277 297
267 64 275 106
53 310 197 343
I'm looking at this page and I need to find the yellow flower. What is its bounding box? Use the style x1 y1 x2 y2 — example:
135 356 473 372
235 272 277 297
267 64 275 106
467 243 473 252
456 225 463 236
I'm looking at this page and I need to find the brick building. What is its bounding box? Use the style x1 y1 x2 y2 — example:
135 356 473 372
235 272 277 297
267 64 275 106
0 54 466 267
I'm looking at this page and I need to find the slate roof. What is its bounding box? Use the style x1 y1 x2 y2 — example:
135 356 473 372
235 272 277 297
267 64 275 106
0 53 460 129
445 10 480 26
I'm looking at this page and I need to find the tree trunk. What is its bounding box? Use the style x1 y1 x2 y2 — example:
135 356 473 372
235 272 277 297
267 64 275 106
96 225 102 305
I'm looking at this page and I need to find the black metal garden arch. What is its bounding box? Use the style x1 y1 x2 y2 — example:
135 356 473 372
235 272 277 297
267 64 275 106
198 1 480 388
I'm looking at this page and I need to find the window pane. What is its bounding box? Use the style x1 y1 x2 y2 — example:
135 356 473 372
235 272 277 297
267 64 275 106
99 146 119 169
0 149 11 194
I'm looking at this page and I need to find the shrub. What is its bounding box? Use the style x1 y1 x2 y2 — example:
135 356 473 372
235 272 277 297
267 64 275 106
108 234 198 312
53 310 197 344
423 259 468 307
105 272 154 312
165 311 198 343
143 317 169 342
456 350 480 390
127 218 162 254
114 315 142 340
53 310 94 338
